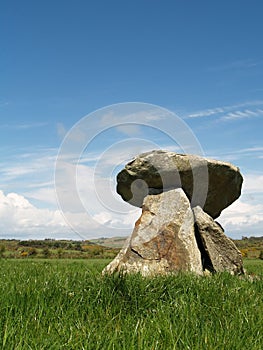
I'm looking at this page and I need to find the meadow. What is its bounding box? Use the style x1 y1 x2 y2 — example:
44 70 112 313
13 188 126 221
0 259 262 350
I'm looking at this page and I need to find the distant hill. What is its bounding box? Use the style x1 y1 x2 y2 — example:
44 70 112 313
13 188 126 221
90 236 128 248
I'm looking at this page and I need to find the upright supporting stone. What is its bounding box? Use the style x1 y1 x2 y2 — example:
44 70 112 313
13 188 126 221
103 189 203 276
193 206 244 275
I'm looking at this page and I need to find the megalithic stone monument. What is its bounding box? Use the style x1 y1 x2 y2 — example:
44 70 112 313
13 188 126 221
103 150 244 276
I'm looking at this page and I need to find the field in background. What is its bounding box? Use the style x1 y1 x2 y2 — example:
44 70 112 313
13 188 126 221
233 236 263 259
1 235 263 260
0 259 262 349
0 239 119 260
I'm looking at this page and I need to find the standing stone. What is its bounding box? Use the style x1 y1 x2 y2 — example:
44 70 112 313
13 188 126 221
103 189 203 276
193 206 244 275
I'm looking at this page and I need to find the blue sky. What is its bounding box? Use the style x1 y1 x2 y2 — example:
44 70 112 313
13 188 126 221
1 0 263 240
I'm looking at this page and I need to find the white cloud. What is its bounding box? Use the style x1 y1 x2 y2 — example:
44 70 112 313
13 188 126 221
23 187 58 206
2 166 36 178
219 199 263 238
235 147 263 153
188 108 225 118
93 211 113 225
0 190 68 236
1 165 263 240
221 109 263 121
100 109 167 128
186 100 263 120
0 150 58 206
56 159 139 219
0 145 146 239
0 189 137 240
243 173 263 193
1 123 262 240
0 151 57 182
0 122 48 130
206 146 263 164
217 172 263 238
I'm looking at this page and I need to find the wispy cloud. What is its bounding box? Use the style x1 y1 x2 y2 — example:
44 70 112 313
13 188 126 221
0 149 58 200
208 59 263 72
186 100 263 121
1 155 56 180
0 122 48 130
221 109 263 121
206 146 263 163
188 108 225 118
100 109 169 128
234 146 263 155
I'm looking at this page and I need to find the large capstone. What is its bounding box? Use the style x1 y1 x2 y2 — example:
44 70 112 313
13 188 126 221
102 189 203 276
117 150 243 218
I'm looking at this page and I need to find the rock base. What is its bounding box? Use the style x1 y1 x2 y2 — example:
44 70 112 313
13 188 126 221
103 189 244 276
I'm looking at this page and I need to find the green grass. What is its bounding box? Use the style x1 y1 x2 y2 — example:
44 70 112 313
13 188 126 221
243 258 263 276
0 259 262 350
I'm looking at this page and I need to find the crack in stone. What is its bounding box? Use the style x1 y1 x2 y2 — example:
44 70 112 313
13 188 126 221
130 247 160 261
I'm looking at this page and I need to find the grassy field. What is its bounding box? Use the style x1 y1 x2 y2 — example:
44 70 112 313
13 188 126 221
0 259 262 350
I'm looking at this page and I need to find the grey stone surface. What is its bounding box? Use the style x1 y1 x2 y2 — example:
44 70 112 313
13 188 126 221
117 150 243 218
103 189 203 276
193 206 244 275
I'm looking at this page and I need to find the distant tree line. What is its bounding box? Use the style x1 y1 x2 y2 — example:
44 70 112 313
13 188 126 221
0 239 119 259
18 239 95 250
